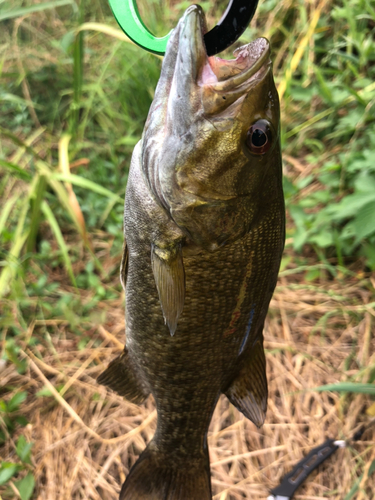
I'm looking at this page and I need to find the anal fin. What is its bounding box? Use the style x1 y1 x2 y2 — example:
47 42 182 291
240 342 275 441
151 243 185 336
97 348 149 404
225 339 268 427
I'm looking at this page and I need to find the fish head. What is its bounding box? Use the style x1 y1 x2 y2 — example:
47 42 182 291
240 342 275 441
142 5 282 251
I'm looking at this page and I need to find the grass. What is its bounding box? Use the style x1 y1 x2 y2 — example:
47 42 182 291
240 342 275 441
0 0 374 498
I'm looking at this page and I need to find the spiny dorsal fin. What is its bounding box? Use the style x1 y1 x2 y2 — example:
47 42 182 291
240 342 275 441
225 339 267 427
120 239 129 290
151 243 185 336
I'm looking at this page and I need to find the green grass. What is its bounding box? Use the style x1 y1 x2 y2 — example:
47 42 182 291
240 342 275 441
0 0 374 496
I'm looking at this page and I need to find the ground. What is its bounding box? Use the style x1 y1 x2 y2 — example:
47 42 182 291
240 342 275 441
1 248 374 499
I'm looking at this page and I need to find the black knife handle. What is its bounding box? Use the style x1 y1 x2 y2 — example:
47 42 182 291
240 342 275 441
269 439 339 499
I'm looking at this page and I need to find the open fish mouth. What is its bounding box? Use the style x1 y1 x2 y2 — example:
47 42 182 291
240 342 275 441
203 40 270 86
178 5 271 115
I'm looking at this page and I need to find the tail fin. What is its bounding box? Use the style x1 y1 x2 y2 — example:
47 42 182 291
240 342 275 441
119 442 211 500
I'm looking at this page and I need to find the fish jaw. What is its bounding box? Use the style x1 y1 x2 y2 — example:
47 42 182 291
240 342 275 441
142 5 282 251
141 5 207 206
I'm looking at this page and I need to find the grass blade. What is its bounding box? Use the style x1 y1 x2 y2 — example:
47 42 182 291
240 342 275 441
71 5 84 134
36 160 87 240
59 135 87 242
36 159 103 273
344 460 375 500
0 230 28 298
277 0 329 101
0 0 76 21
76 22 136 44
344 476 362 500
0 126 43 161
0 194 18 236
0 179 35 297
41 201 77 287
312 383 375 395
0 160 32 181
51 172 124 203
75 22 162 60
284 81 375 139
0 93 39 108
26 175 47 253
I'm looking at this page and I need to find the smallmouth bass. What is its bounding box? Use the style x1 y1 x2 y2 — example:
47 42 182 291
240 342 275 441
98 5 285 499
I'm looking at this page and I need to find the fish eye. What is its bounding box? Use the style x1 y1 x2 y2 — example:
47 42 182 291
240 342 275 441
246 120 273 155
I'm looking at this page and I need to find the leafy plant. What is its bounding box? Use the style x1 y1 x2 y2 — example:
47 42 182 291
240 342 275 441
0 391 34 499
0 436 35 500
0 392 28 444
280 0 375 268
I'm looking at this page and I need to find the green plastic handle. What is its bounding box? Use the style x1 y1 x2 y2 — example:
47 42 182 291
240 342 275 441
108 0 171 55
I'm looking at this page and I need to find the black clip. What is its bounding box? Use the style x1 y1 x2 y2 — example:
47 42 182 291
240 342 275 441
204 0 259 56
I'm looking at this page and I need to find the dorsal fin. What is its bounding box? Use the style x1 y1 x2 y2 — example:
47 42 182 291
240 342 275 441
120 239 129 290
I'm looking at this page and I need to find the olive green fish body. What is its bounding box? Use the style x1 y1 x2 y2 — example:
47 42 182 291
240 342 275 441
98 5 285 499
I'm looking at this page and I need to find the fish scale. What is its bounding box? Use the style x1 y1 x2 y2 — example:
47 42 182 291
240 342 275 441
98 5 285 499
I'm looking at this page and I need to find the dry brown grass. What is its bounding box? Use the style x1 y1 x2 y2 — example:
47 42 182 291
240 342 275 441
1 256 374 500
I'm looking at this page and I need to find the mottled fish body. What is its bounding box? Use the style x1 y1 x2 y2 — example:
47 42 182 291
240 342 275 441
98 5 285 499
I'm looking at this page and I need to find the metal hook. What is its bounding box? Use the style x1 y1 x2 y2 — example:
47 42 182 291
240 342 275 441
108 0 259 56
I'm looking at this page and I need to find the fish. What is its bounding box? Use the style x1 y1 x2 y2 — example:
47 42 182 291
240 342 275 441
97 5 285 499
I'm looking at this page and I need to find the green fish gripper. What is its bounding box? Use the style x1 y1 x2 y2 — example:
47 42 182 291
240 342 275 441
108 0 259 56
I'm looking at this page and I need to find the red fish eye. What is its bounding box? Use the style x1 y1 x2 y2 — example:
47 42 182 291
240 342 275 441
246 120 273 155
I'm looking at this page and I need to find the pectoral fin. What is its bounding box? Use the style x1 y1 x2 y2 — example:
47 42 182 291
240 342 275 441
225 338 267 427
151 243 185 336
97 348 149 404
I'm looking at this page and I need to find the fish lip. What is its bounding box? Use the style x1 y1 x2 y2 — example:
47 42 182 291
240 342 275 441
180 7 270 90
185 4 208 36
177 5 208 81
203 38 271 90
